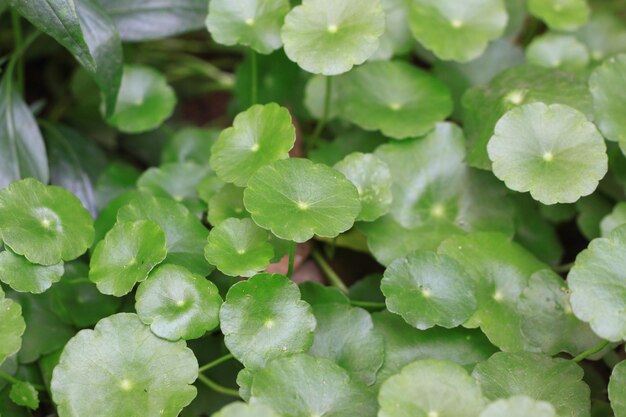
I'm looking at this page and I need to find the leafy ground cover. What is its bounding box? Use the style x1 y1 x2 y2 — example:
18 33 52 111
1 0 626 416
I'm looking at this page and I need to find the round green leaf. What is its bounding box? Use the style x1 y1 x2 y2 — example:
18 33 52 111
370 0 413 60
244 158 361 242
575 12 626 63
137 162 212 213
281 0 385 75
211 402 280 417
472 352 591 417
528 0 589 31
372 311 497 386
438 232 547 352
207 184 249 226
210 103 295 187
219 273 316 370
206 0 290 54
89 220 167 297
161 127 218 165
334 152 392 222
487 102 607 205
48 262 121 328
589 54 626 143
250 354 377 417
51 313 198 417
9 381 39 410
379 359 485 417
204 218 274 277
135 264 222 341
0 249 64 294
600 202 626 237
336 60 453 140
480 396 557 417
407 0 508 62
569 224 626 341
382 251 477 330
609 360 626 417
0 178 94 265
526 33 590 69
300 282 350 306
117 194 211 276
0 288 25 366
308 303 384 386
107 65 176 134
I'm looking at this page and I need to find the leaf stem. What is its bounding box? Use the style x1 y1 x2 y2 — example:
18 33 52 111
198 353 234 373
287 241 296 278
350 300 386 310
250 49 258 105
0 370 45 391
310 76 333 147
554 262 574 274
572 340 610 362
10 9 24 92
197 374 240 398
312 250 349 294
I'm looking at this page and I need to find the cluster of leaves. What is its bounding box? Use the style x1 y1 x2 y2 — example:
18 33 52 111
1 0 626 416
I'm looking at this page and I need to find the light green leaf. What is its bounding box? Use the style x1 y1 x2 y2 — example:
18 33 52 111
378 359 485 417
250 354 377 417
308 303 384 385
574 12 626 63
48 262 121 328
527 33 590 69
204 218 273 277
518 269 602 356
9 382 39 410
589 54 626 143
488 103 607 205
337 61 452 140
334 152 392 222
600 202 626 237
304 75 341 120
220 274 316 370
281 0 385 75
609 360 626 417
0 288 25 366
99 0 208 41
480 396 557 417
206 0 290 54
369 0 413 60
207 184 249 226
0 178 94 266
51 313 198 417
528 0 589 31
9 0 122 115
438 232 547 352
89 220 167 297
472 352 590 417
0 72 48 188
0 249 64 294
135 264 221 341
382 251 477 330
244 158 361 242
107 65 177 134
407 0 508 62
138 162 212 213
462 64 594 170
117 194 211 276
372 311 497 385
211 402 280 417
569 224 626 341
161 127 218 165
211 103 295 187
92 190 141 249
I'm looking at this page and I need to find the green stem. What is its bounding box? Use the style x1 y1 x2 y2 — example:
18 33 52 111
0 370 45 391
310 76 333 145
350 300 386 310
197 374 240 398
287 241 296 278
250 49 258 105
572 340 610 362
312 250 349 294
554 262 574 274
198 353 234 373
10 10 24 92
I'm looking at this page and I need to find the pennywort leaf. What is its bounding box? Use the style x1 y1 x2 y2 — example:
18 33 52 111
480 396 557 417
528 0 590 31
0 287 25 366
589 54 626 144
0 249 64 294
